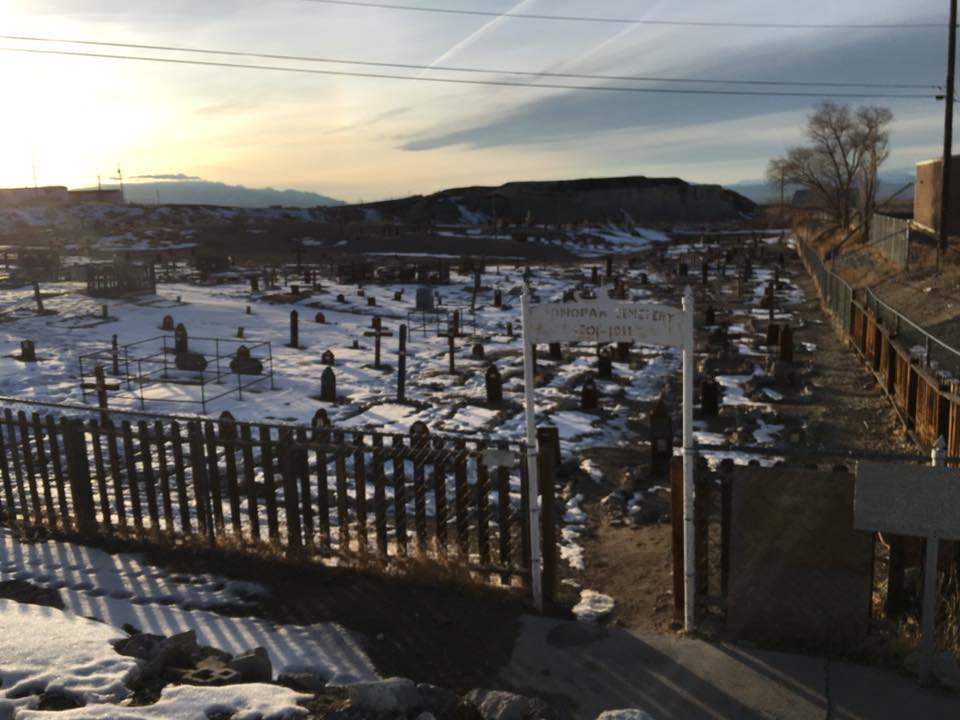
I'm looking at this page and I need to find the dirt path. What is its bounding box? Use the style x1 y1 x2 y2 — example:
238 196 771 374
561 239 920 637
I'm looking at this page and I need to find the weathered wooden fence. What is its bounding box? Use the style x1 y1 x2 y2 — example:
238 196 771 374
0 402 551 590
798 236 960 458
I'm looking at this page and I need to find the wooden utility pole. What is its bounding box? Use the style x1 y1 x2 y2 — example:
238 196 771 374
939 0 957 271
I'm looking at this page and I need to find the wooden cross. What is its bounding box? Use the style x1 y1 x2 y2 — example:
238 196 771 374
363 316 393 369
81 365 120 422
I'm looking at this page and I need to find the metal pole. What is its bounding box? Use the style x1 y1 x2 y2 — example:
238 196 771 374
520 286 543 612
920 436 947 685
682 285 696 632
939 0 957 271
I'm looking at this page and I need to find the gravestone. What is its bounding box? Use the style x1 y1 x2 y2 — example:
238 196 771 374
649 399 673 475
548 343 562 361
352 339 359 349
591 267 600 285
321 350 335 366
744 257 753 279
736 272 744 298
506 322 514 338
320 367 336 402
364 316 393 369
705 306 716 326
312 408 330 430
397 324 408 402
236 326 244 339
358 288 365 297
701 261 709 285
597 347 612 379
394 290 403 302
315 312 325 324
701 378 720 417
291 284 300 296
32 281 43 313
18 340 36 362
615 342 631 363
779 325 794 364
410 420 430 444
493 289 502 308
580 377 598 411
175 350 207 372
367 296 376 307
289 310 300 349
766 323 782 347
639 272 648 285
336 293 346 303
472 343 485 360
677 261 688 277
230 345 263 375
246 305 252 315
416 287 434 312
174 324 188 354
485 364 503 405
161 314 175 332
606 256 613 278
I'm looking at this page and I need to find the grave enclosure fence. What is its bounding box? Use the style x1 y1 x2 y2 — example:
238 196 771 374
0 401 548 592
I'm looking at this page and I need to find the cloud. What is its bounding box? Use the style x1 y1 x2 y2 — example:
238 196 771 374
130 173 202 181
398 29 943 153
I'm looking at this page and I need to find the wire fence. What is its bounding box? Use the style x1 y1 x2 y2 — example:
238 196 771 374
796 235 854 334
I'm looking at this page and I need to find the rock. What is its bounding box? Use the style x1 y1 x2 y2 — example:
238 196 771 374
348 677 420 714
228 646 272 683
464 689 529 720
572 590 616 623
455 700 483 720
181 666 242 686
417 683 459 718
196 655 229 672
37 688 84 711
111 633 165 659
278 671 329 692
527 697 561 720
595 711 656 720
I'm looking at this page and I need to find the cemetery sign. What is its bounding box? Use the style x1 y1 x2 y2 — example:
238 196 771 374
520 286 696 628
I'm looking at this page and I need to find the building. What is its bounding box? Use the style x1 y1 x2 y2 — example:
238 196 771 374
68 188 124 204
914 156 960 234
0 186 70 207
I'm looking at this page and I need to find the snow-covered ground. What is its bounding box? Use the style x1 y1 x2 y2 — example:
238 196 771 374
0 527 373 717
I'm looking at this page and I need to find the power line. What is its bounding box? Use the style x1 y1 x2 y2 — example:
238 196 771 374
0 46 937 99
304 0 944 30
0 35 939 90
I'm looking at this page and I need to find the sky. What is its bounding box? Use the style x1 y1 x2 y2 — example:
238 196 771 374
0 0 953 202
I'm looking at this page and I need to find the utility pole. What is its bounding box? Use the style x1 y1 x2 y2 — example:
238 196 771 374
939 0 957 271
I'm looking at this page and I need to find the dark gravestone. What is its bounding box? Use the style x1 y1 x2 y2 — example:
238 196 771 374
236 326 244 339
19 340 36 362
485 364 503 405
315 312 325 324
615 342 631 363
367 296 376 307
649 399 673 475
701 378 720 417
744 257 753 279
705 306 716 326
320 367 336 402
250 276 259 293
591 267 600 285
701 262 709 285
597 347 613 379
548 343 562 361
161 314 175 332
472 343 485 360
175 351 207 372
410 420 430 444
493 289 502 308
394 290 403 302
506 322 514 338
289 310 299 349
677 261 688 277
766 323 782 347
291 284 300 296
336 293 346 303
230 346 263 375
580 377 598 411
416 287 434 312
246 305 252 315
174 324 188 354
397 324 407 402
779 325 794 364
312 408 330 430
357 288 365 297
321 350 335 366
606 256 613 277
562 289 576 302
352 339 359 349
639 272 648 285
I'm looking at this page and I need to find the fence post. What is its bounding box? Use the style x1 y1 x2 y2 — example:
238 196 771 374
536 426 560 605
278 428 303 551
670 457 685 622
62 419 97 537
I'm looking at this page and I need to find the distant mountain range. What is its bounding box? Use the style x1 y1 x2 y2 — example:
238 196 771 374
725 169 916 205
74 175 344 208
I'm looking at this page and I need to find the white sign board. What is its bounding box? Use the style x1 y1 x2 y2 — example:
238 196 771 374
855 461 960 540
527 297 685 347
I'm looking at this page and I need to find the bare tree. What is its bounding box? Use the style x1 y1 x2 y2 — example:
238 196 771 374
768 102 893 233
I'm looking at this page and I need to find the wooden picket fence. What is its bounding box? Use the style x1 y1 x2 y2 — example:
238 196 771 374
0 401 552 589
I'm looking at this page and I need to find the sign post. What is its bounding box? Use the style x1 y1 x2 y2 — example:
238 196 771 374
521 285 695 627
